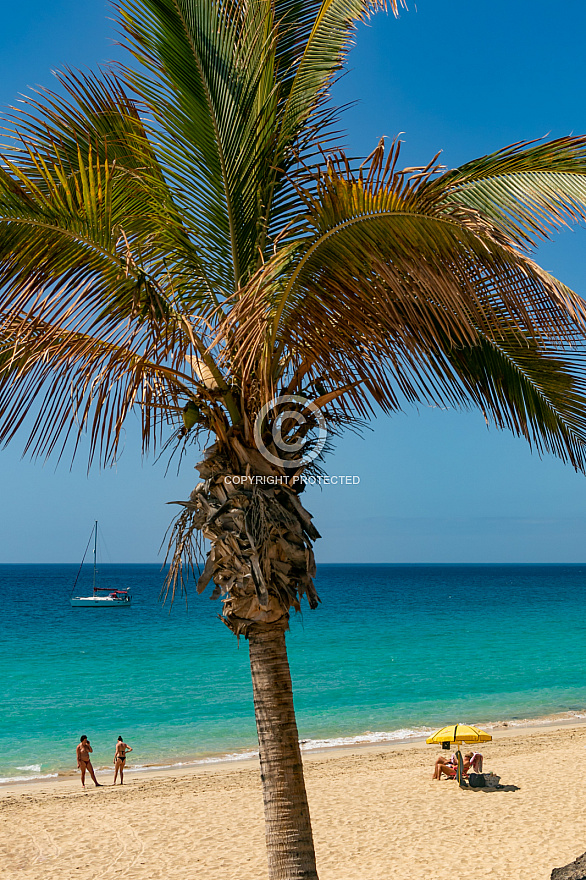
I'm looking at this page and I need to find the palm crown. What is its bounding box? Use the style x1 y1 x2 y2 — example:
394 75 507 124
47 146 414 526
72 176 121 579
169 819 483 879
2 0 586 470
3 2 586 878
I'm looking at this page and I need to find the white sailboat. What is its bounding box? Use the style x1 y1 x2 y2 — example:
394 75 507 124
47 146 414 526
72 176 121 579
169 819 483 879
70 521 131 607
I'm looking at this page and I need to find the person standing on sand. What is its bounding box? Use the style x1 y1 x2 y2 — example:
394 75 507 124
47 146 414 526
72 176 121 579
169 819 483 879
113 736 133 785
76 735 102 788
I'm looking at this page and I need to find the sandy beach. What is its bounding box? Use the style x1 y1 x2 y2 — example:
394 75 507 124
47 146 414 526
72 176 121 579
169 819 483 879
2 722 586 880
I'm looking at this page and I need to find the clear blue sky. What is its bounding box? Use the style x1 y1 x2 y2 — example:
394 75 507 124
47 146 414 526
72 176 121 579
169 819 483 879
1 0 586 563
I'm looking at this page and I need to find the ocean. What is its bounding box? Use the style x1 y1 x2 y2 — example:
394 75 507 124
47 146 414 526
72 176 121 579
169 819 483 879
2 563 586 784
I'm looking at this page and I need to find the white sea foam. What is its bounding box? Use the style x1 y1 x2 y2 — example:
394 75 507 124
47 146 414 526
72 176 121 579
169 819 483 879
480 710 586 731
193 750 259 765
126 751 260 773
0 773 57 784
299 727 435 751
15 764 42 772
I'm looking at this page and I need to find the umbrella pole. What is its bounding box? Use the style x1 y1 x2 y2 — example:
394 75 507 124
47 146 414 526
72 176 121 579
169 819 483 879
455 745 465 787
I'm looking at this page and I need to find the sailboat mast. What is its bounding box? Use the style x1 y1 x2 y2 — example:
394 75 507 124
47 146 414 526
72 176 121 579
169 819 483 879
92 520 98 591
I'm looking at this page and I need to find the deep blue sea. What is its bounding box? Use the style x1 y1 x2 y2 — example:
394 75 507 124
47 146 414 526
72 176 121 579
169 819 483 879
2 563 586 784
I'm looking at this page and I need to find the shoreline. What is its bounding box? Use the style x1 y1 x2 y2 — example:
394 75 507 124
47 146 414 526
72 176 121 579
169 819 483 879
3 711 586 795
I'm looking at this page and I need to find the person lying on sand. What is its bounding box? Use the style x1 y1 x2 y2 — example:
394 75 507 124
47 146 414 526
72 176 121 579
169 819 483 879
113 736 133 785
76 736 102 788
432 751 481 780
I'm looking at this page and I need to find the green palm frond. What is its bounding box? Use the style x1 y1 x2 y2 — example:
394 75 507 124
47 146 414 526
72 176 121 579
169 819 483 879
276 0 398 146
0 68 228 323
0 130 188 357
118 0 400 286
272 0 395 88
430 136 586 248
433 328 586 471
1 69 218 308
119 0 285 287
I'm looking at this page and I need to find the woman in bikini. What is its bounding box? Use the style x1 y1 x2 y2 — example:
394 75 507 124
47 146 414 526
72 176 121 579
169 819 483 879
76 735 102 788
113 736 133 785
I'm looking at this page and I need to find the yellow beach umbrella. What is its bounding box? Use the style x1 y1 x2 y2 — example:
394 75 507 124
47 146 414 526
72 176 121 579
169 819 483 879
426 724 492 746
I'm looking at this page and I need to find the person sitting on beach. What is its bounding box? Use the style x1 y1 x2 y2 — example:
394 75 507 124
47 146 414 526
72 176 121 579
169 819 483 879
113 736 133 785
432 753 458 780
432 751 482 780
76 735 102 788
465 751 483 773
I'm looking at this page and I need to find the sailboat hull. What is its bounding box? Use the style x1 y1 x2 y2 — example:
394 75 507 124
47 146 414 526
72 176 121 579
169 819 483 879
70 596 132 607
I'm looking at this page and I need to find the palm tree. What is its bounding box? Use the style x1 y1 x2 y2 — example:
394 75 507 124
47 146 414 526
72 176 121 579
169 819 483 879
3 0 586 877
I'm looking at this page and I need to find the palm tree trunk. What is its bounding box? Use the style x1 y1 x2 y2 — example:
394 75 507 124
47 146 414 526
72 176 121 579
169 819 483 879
167 447 322 878
248 622 319 880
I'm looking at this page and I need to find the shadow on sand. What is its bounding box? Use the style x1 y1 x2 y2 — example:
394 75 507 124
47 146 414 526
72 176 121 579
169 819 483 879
465 776 520 793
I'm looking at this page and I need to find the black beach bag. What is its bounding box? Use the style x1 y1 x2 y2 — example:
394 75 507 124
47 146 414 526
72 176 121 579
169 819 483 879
468 772 486 788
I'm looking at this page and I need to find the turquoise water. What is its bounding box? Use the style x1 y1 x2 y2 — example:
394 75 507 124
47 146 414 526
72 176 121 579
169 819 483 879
2 563 586 783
